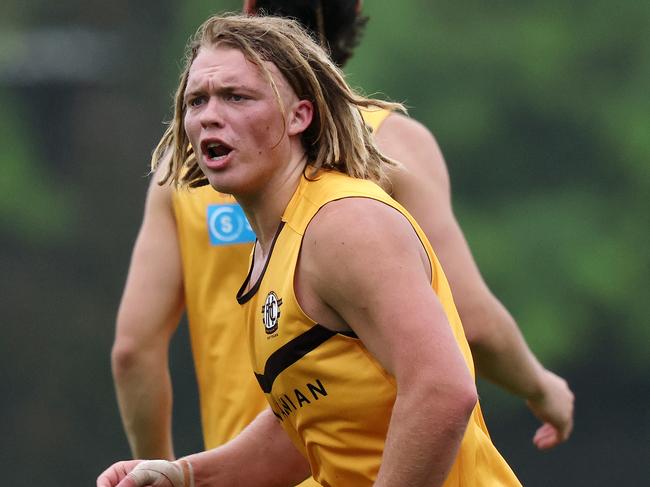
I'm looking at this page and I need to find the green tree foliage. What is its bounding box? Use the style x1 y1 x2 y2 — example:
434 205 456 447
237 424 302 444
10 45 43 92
0 90 75 243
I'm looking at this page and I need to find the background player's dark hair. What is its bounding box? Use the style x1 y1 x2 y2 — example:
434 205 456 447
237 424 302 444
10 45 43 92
250 0 368 66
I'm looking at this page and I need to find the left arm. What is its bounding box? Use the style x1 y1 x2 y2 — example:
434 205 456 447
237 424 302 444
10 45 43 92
301 199 477 487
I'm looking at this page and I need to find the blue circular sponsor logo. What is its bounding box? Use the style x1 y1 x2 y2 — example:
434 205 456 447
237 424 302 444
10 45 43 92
209 206 244 242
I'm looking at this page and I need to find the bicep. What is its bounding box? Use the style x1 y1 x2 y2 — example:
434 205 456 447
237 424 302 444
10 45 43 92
115 178 184 345
303 200 470 383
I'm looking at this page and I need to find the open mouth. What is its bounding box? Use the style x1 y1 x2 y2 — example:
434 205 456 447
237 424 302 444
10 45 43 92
204 141 233 161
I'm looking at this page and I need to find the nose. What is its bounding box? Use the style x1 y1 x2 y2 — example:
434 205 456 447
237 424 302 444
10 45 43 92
199 98 225 129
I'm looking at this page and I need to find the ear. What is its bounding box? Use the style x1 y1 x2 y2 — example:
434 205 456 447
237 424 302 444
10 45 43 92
287 99 314 137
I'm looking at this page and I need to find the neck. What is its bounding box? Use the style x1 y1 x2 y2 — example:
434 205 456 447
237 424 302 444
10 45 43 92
237 155 306 254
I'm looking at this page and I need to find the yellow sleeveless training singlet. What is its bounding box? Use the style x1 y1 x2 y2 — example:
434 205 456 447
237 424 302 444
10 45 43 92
236 171 521 486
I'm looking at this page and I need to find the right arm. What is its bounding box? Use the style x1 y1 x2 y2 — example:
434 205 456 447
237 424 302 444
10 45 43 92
300 199 478 486
111 168 185 459
97 409 311 487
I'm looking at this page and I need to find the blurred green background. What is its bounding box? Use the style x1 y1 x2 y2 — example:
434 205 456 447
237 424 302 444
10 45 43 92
1 0 648 484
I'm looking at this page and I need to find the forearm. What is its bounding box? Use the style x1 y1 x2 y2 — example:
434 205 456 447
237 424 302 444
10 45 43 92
433 234 547 399
182 409 310 487
462 290 574 448
375 384 476 487
463 293 546 400
112 347 175 459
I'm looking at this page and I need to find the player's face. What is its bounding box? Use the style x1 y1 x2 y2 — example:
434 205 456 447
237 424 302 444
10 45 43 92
183 45 298 196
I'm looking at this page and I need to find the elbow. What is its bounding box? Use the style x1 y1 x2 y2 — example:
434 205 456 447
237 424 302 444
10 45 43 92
458 295 515 351
452 362 479 418
111 332 145 379
111 340 135 378
112 320 169 381
433 373 478 424
406 371 478 424
458 307 495 349
436 379 477 436
455 380 478 420
462 323 486 349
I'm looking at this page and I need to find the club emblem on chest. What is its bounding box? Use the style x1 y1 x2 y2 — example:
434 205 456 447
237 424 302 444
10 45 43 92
261 291 283 335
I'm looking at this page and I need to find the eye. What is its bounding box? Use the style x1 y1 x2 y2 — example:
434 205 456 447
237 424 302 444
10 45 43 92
227 93 245 102
187 95 206 108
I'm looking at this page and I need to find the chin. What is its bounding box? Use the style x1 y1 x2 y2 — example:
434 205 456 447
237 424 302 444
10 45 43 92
205 173 244 196
206 178 233 195
198 164 232 192
202 165 264 199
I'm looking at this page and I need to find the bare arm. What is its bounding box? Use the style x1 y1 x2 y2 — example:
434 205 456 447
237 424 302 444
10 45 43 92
97 409 311 487
112 168 185 459
376 113 574 448
185 409 310 486
301 199 478 487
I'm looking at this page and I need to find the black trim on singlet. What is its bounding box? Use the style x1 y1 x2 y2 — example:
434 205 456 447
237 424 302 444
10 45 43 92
254 324 355 393
236 221 286 305
338 329 358 338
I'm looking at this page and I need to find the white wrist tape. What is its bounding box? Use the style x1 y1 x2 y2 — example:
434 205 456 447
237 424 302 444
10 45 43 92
127 459 194 487
178 458 195 487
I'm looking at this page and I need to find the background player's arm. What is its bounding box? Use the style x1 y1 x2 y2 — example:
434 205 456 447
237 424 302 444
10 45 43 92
111 166 185 460
301 199 478 487
96 408 311 487
376 113 574 449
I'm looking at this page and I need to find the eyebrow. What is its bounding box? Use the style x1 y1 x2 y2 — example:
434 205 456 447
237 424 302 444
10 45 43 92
183 83 254 102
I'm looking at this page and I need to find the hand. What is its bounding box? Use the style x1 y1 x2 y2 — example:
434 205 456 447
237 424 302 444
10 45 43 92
97 459 193 487
526 369 575 450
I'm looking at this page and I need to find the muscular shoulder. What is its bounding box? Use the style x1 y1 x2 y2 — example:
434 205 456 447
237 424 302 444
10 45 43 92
302 197 428 284
297 196 432 339
306 197 409 241
142 158 175 220
376 112 435 149
375 113 450 199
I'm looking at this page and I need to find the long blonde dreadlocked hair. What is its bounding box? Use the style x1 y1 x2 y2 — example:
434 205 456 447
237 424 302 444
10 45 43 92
152 13 404 189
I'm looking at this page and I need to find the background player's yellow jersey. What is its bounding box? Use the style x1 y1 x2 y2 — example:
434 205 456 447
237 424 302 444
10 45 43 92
171 189 265 448
237 171 521 486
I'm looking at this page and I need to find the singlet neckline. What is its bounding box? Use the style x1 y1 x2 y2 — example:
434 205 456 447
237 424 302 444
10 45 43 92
235 173 311 304
236 221 286 304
